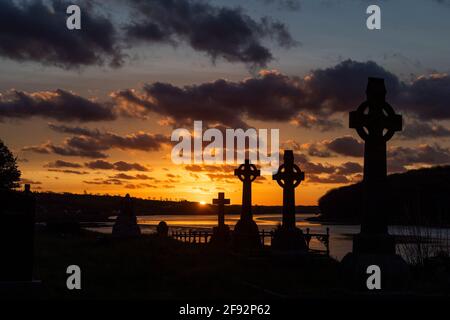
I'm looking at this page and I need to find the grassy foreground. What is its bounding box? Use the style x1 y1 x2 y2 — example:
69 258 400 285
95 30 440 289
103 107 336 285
23 228 450 300
33 228 340 299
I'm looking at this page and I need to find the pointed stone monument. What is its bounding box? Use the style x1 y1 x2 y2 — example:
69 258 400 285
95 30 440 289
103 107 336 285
342 77 409 289
272 150 308 251
112 194 141 238
209 192 231 246
232 159 262 252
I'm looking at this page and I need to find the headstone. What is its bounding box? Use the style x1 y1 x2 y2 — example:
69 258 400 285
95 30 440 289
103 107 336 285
156 221 168 237
271 150 307 251
342 77 409 290
112 194 141 238
210 192 231 246
0 184 35 282
232 159 262 252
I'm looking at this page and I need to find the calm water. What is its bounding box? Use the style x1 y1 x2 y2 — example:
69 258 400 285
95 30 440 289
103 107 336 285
87 214 450 261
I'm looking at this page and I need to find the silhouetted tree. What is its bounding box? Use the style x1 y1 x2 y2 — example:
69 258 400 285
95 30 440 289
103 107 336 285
0 139 21 190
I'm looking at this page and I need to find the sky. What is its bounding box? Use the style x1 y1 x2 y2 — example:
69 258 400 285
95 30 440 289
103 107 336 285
1 0 450 205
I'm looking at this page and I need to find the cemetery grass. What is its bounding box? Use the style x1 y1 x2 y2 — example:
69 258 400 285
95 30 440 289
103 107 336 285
34 228 341 300
33 228 450 299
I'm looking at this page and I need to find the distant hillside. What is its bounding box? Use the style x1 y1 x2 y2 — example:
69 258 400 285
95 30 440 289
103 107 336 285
318 166 450 225
32 192 318 222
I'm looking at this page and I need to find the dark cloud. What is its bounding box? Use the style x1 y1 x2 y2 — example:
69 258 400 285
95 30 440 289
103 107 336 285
306 174 350 184
114 60 450 128
84 160 115 170
109 173 153 180
184 164 236 173
290 113 342 131
23 141 108 159
51 124 169 152
334 161 363 175
301 61 450 122
45 160 82 168
0 0 123 68
20 178 42 185
388 144 450 169
397 74 450 121
0 90 116 122
85 160 149 171
114 161 149 172
302 60 402 114
83 178 123 186
47 169 89 175
114 70 304 127
125 0 297 68
259 0 301 10
324 136 364 157
23 124 169 158
400 120 450 139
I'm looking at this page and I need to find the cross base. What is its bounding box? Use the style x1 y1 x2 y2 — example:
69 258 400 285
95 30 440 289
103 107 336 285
341 253 409 291
210 225 231 247
271 225 307 252
232 219 262 253
352 233 395 255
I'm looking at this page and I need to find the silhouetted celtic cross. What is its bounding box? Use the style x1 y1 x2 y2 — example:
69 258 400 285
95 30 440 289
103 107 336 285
234 159 260 182
273 151 304 189
349 78 402 142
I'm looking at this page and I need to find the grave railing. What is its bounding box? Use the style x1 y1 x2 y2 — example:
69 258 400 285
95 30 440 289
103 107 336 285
170 227 330 256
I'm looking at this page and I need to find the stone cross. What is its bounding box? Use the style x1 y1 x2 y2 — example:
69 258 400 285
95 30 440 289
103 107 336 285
273 150 304 229
234 159 260 221
213 192 230 228
349 77 402 246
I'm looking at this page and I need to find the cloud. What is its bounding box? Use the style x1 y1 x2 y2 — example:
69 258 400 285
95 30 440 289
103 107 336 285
113 161 149 172
0 0 123 68
45 160 83 168
113 60 450 128
50 124 170 152
0 90 116 122
23 124 170 158
112 60 450 128
323 136 364 157
114 70 304 127
85 160 149 171
286 136 364 159
84 160 115 170
301 60 402 114
400 120 450 139
20 178 42 185
306 174 350 184
258 0 301 10
23 141 108 158
125 0 297 69
289 113 342 131
47 169 89 175
388 144 450 169
397 74 450 121
108 173 153 180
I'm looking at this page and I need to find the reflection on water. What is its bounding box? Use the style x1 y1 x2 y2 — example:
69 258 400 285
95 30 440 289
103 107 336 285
87 213 450 261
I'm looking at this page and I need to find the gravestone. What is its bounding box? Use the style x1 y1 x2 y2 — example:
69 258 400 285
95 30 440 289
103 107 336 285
112 194 141 238
209 192 231 246
232 159 262 252
156 221 169 237
0 184 35 282
342 77 409 290
272 150 307 251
